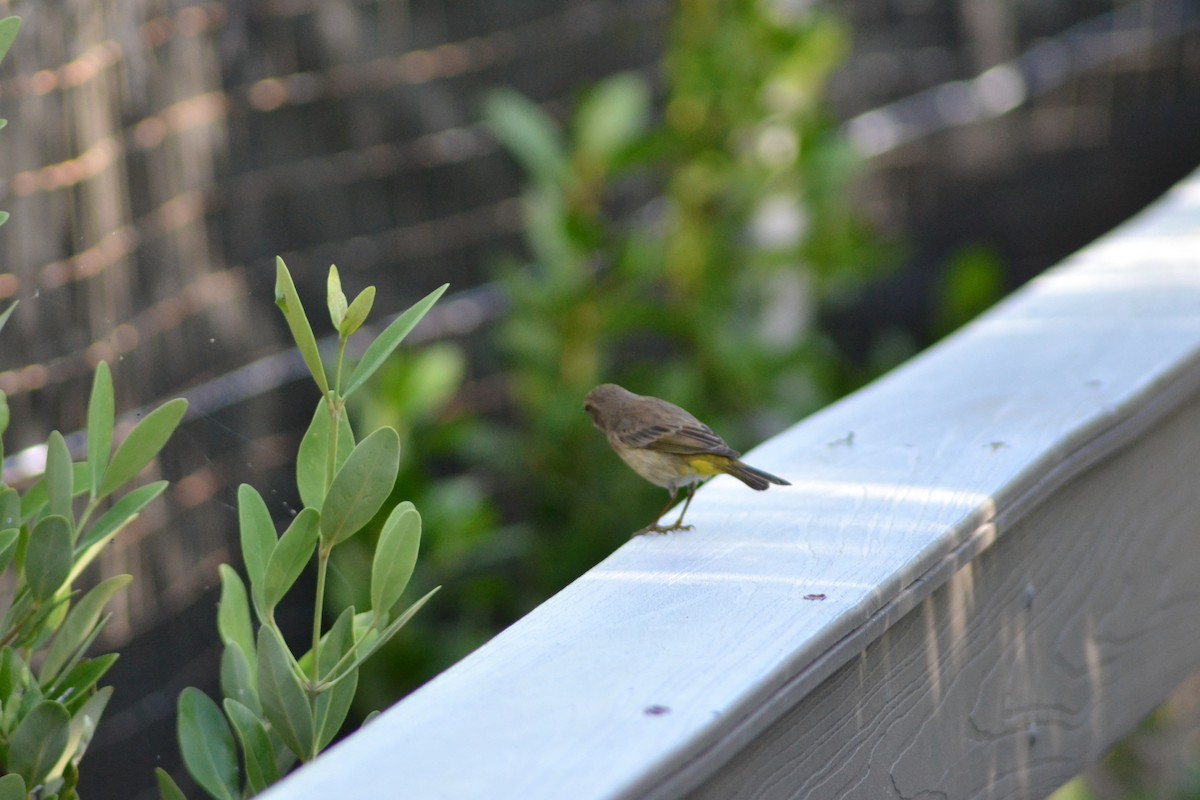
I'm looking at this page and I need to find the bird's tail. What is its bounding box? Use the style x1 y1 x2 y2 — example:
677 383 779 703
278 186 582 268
721 460 790 491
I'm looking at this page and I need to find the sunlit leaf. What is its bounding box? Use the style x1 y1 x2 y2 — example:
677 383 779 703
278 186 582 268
97 398 187 500
320 428 400 547
342 284 447 399
177 688 237 800
340 286 375 338
327 264 347 330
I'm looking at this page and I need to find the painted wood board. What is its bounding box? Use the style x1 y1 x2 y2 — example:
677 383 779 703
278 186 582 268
261 170 1200 800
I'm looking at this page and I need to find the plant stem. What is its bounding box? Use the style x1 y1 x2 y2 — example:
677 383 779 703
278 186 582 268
310 543 331 685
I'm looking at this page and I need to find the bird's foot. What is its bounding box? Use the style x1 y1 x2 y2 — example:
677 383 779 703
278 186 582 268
633 523 694 537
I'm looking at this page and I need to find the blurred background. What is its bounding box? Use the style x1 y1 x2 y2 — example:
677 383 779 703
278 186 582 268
0 0 1196 797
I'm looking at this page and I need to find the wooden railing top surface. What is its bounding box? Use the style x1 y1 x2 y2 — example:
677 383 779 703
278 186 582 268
262 168 1200 799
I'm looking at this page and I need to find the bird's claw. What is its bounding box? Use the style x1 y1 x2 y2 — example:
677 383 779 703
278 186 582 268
632 523 694 537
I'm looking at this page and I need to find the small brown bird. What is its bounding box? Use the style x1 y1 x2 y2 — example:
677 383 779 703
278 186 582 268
584 383 789 534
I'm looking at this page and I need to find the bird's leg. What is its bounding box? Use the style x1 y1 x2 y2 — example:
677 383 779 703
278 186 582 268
638 484 696 534
635 488 680 536
663 483 697 532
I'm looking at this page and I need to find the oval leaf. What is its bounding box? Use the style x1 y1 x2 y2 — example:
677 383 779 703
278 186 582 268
26 515 72 601
371 504 421 619
575 73 650 163
39 574 131 684
216 565 255 665
483 90 568 187
262 508 320 615
0 17 20 66
219 643 259 716
257 626 315 762
274 257 329 396
296 401 354 510
154 767 187 800
45 431 73 523
0 773 24 800
9 700 70 788
86 361 114 497
320 427 400 547
0 528 18 573
224 699 280 793
340 286 375 338
97 398 187 499
343 284 447 399
237 483 277 617
177 687 238 800
327 265 347 330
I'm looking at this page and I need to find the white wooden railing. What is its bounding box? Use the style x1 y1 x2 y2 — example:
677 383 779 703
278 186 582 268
262 167 1200 799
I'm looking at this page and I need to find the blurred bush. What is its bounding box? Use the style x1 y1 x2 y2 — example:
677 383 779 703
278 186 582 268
334 0 893 710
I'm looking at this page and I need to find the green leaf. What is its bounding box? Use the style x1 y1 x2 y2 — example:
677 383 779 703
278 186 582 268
0 528 18 573
45 431 73 524
0 774 25 800
0 486 16 529
70 481 166 587
257 626 315 762
237 484 277 619
59 684 112 771
155 767 187 800
371 504 421 619
0 17 21 66
223 699 280 793
219 643 258 717
342 283 447 399
574 73 651 164
50 653 118 714
97 398 187 499
216 566 255 673
86 361 114 497
274 257 329 396
296 401 354 510
0 390 8 442
261 508 320 615
314 608 357 749
39 574 131 684
329 587 439 682
319 428 400 547
177 688 238 800
26 515 72 601
340 286 375 338
9 700 70 788
327 265 347 330
483 90 569 187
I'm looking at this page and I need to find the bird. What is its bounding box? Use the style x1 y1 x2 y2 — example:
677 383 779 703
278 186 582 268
583 383 789 534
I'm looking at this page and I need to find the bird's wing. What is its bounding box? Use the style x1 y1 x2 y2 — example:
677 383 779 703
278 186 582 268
613 400 740 458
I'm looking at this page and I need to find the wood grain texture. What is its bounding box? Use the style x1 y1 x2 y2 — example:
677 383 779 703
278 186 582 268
260 171 1200 800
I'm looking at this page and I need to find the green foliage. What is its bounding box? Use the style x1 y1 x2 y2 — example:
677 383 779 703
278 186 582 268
171 259 442 797
0 348 185 800
348 1 887 707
